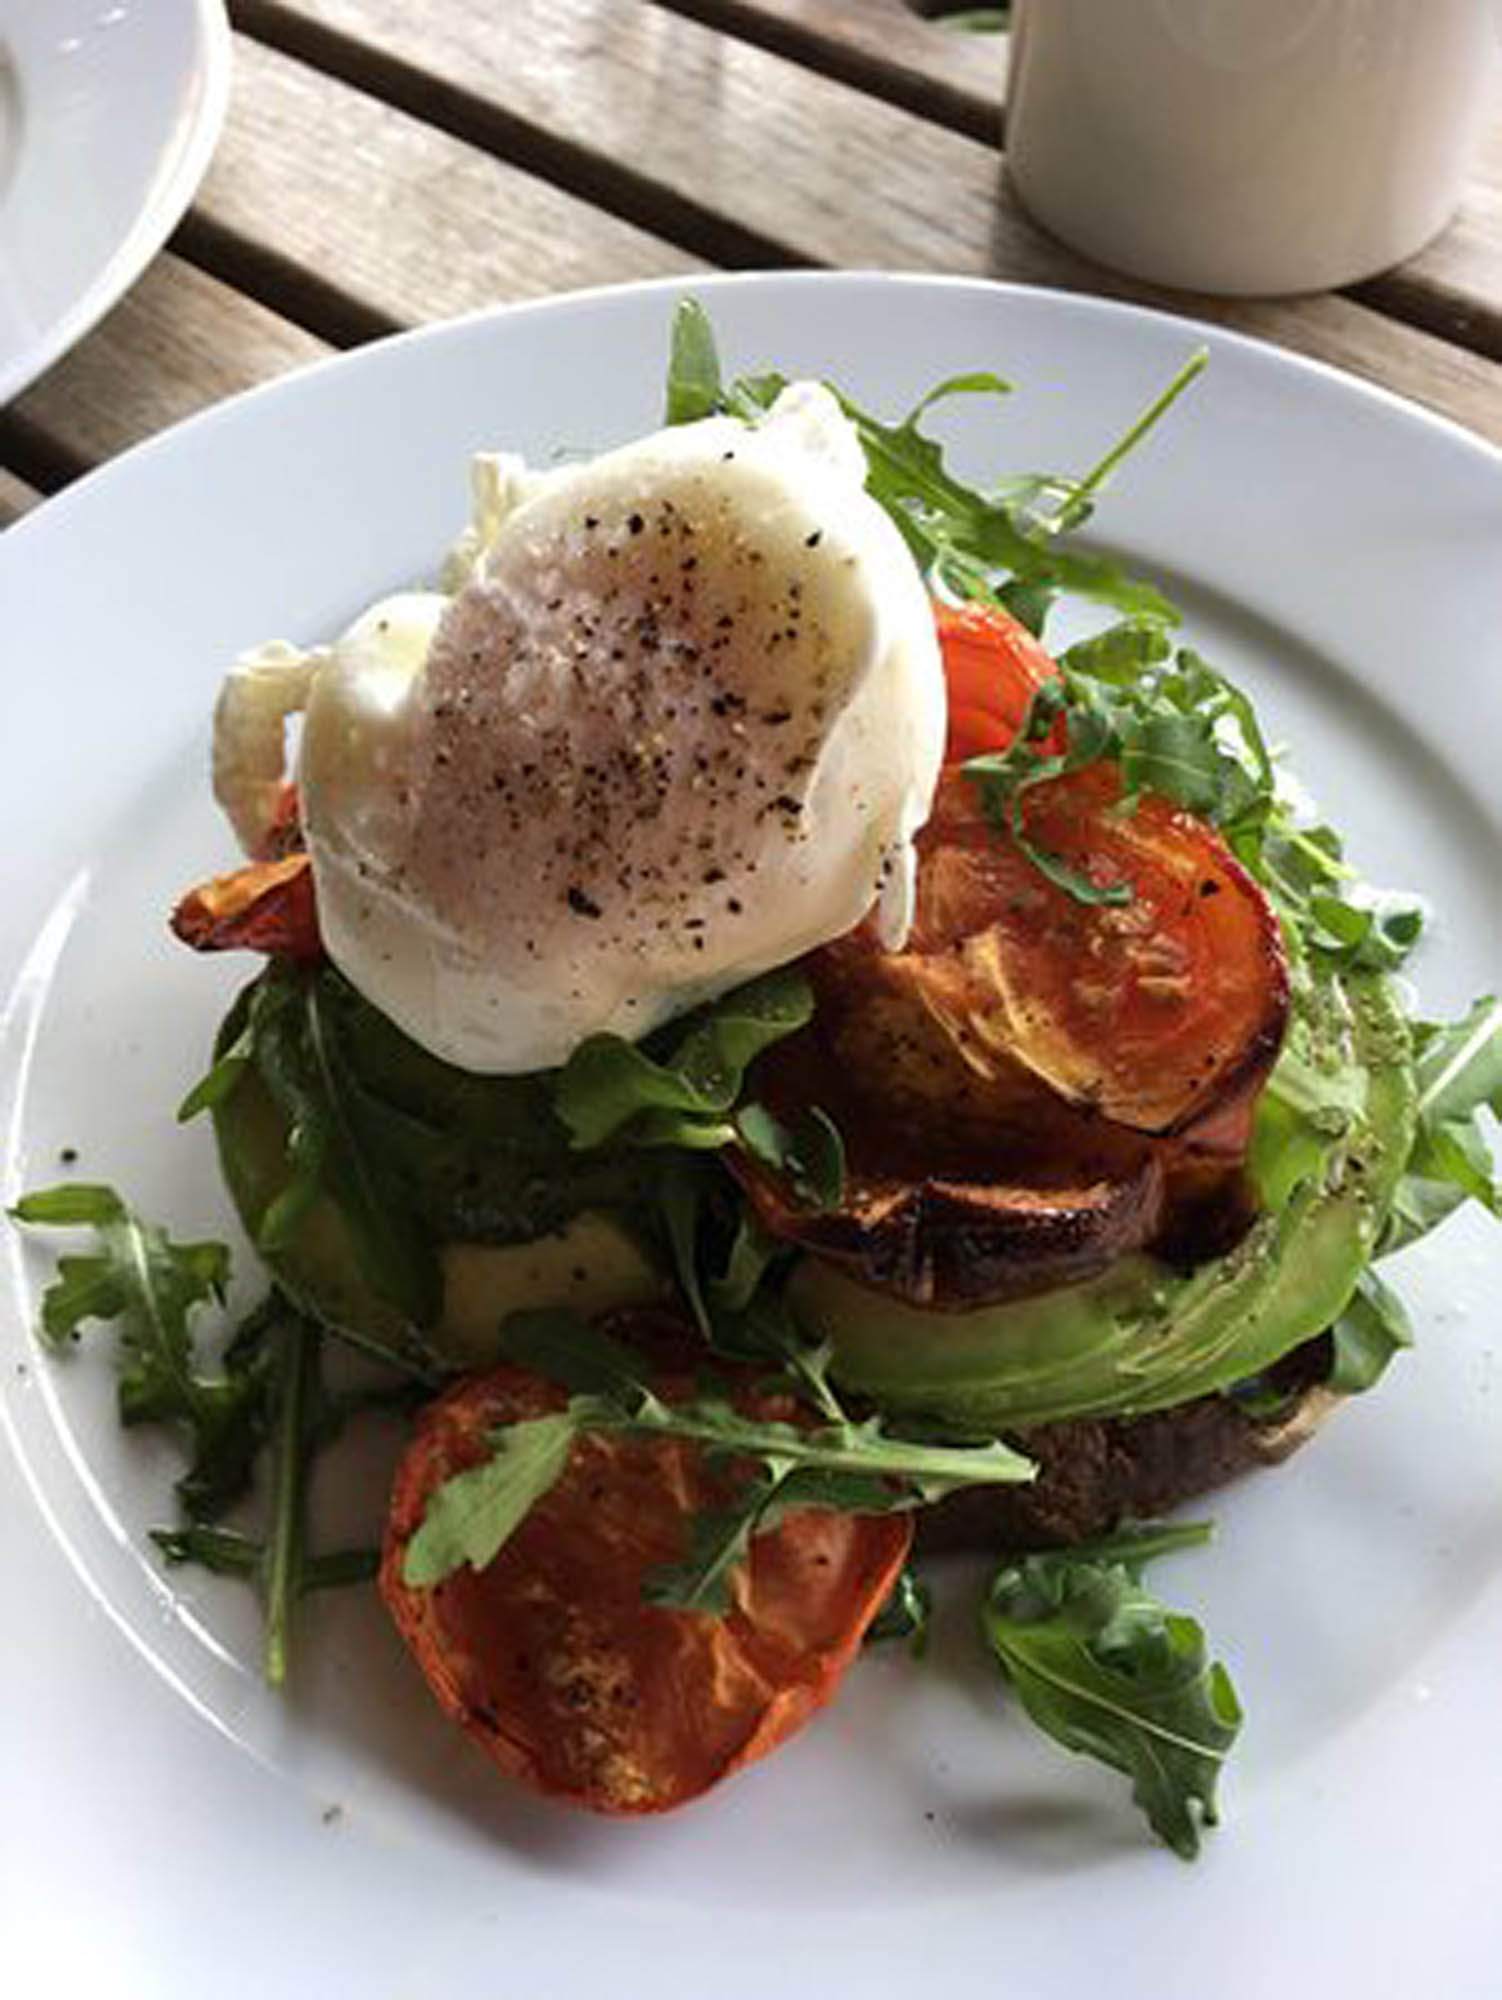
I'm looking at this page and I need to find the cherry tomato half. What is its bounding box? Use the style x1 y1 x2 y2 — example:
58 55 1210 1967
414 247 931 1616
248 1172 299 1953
934 598 1062 764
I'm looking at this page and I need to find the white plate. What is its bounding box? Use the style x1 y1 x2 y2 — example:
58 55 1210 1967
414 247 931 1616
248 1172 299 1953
2 275 1500 1997
0 0 229 407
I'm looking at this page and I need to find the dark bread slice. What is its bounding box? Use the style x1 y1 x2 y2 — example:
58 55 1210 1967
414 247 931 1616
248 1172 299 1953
915 1335 1337 1555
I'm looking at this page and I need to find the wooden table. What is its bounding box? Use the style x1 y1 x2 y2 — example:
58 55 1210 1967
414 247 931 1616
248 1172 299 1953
1 0 1499 523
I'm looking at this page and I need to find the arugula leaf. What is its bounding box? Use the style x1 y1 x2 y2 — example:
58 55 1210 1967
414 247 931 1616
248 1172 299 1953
1412 994 1502 1124
10 1184 259 1505
1058 618 1173 682
1380 996 1501 1251
180 1298 396 1684
478 1307 653 1400
835 389 1177 626
404 1311 1035 1592
153 1524 377 1593
643 1466 784 1614
1329 1267 1413 1394
176 1006 256 1122
311 967 656 1250
867 1566 932 1651
1048 349 1207 533
734 1099 846 1209
259 1304 320 1683
644 1462 932 1616
656 1155 714 1337
196 963 675 1302
603 1394 1033 1493
905 370 1013 424
647 1154 791 1354
710 1201 785 1317
982 1543 1240 1859
664 298 723 424
401 1407 586 1588
10 1187 382 1681
555 966 813 1149
1040 1518 1214 1568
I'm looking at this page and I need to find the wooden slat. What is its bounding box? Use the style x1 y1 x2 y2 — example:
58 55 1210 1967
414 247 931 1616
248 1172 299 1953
0 467 41 527
242 0 991 266
686 0 997 100
192 35 708 337
240 0 1502 444
1 256 327 478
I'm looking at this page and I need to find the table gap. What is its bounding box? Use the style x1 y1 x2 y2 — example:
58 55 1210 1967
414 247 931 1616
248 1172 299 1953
0 415 86 498
1344 271 1502 369
170 212 404 352
645 0 1001 146
229 0 813 273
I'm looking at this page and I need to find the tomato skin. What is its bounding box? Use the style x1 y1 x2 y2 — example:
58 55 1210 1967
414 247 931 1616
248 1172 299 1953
934 599 1061 763
911 765 1289 1136
169 852 323 960
380 1364 912 1815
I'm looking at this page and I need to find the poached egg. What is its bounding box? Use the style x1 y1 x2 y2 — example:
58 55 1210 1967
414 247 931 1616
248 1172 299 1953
216 384 945 1073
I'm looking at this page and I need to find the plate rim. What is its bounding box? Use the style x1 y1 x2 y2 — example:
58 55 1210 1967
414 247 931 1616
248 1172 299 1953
0 0 232 409
1 267 1499 1995
4 267 1499 548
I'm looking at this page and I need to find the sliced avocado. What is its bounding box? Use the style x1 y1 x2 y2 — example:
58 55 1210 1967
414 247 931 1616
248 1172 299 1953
440 1226 668 1369
787 974 1416 1433
212 1021 666 1375
213 1058 434 1371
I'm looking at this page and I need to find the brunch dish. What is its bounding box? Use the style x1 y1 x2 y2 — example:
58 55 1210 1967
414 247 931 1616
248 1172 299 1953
2 275 1498 1995
0 0 229 406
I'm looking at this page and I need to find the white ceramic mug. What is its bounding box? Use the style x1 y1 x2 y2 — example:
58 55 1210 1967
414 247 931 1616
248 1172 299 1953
1005 0 1502 295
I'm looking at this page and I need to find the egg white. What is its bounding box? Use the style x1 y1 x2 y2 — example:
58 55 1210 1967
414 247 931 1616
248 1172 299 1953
281 384 944 1074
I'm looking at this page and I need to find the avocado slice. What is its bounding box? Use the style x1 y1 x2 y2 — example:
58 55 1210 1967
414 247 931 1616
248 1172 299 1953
208 979 667 1374
786 974 1415 1433
212 1052 434 1370
214 1060 667 1371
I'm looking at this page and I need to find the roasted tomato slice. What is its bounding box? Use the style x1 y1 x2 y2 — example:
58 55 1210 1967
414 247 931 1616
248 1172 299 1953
732 1006 1166 1308
170 852 322 960
736 754 1286 1302
911 766 1288 1135
935 598 1061 764
381 1363 912 1815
